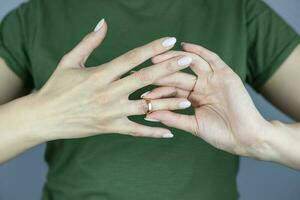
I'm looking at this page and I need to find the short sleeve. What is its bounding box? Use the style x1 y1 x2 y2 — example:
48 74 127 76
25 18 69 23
0 3 34 90
246 0 300 92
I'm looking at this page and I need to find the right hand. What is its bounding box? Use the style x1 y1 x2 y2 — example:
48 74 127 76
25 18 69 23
34 19 193 140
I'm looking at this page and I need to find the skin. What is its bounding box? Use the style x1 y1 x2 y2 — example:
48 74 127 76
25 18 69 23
0 18 299 170
142 43 300 170
0 21 194 163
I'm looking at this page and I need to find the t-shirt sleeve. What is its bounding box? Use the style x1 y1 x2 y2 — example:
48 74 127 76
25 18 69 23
245 0 300 92
0 3 34 90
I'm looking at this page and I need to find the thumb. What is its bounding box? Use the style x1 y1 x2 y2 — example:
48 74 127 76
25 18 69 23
61 18 108 68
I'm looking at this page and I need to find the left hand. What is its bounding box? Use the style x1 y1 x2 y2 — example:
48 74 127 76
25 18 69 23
142 42 273 159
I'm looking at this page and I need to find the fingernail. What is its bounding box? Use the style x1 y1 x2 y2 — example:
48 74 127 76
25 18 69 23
177 56 192 66
141 91 151 98
179 100 191 109
144 117 160 122
162 132 174 138
162 37 177 47
181 42 187 46
94 18 105 32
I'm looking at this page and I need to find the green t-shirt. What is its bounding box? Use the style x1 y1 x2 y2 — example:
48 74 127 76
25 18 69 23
0 0 299 199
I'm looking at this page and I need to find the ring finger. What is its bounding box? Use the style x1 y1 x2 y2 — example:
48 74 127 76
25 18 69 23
126 97 192 116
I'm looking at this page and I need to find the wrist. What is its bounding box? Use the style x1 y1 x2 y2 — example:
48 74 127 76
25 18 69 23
0 92 50 145
263 121 300 169
245 119 300 169
247 120 282 162
239 119 276 161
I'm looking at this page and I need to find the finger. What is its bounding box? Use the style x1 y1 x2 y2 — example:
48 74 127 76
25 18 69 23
140 86 190 99
116 119 174 138
61 19 108 68
145 110 198 135
126 98 191 116
142 87 201 108
181 42 226 69
111 55 192 96
152 72 197 91
129 70 196 91
152 50 211 73
104 37 177 80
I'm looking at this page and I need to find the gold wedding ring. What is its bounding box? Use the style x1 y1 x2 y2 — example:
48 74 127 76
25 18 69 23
145 98 153 114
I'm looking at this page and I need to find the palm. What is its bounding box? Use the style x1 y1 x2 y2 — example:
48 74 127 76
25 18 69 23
195 105 234 150
146 43 267 155
191 70 259 154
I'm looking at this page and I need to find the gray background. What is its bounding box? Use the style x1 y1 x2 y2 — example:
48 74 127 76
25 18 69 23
0 0 300 199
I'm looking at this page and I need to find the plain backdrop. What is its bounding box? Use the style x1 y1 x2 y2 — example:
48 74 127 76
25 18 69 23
0 0 300 199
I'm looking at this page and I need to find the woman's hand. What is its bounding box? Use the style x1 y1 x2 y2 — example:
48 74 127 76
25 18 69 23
29 20 194 141
142 43 274 159
35 21 193 140
0 20 194 163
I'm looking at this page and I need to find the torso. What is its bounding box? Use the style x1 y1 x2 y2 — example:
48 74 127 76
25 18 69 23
27 0 248 199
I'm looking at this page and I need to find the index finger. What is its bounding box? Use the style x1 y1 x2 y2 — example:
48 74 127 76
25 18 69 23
110 55 192 96
103 37 177 81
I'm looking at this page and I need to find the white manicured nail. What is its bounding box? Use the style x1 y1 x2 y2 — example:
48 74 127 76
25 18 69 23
162 37 177 47
179 100 191 109
144 117 160 122
94 18 105 32
162 132 174 138
177 56 192 66
141 91 151 98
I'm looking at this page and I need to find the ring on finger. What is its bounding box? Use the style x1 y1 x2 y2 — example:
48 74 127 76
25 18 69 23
144 98 153 114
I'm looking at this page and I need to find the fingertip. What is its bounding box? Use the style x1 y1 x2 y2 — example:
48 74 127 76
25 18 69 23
92 19 108 41
181 42 192 51
162 131 174 138
177 56 193 66
179 100 192 109
161 37 177 48
140 91 151 98
94 18 106 32
181 42 201 51
144 117 160 122
151 56 159 64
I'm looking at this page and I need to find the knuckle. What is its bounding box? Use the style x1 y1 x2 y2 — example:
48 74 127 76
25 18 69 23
137 100 149 114
171 88 178 96
196 47 205 55
124 49 141 64
135 69 155 83
61 53 70 61
97 92 111 105
82 33 94 43
190 74 197 83
128 129 140 137
87 70 102 81
208 53 220 65
165 60 176 72
81 35 91 43
150 43 162 52
60 53 72 65
171 77 181 86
